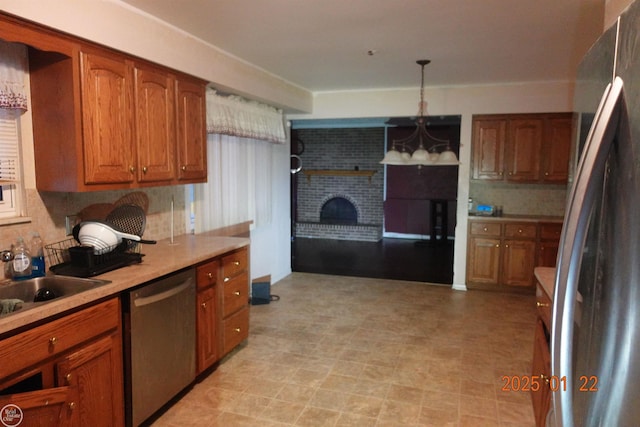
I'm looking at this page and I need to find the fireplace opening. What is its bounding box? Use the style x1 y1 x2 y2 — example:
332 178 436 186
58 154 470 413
320 197 357 225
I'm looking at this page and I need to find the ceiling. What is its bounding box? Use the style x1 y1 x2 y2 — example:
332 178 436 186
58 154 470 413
119 0 605 93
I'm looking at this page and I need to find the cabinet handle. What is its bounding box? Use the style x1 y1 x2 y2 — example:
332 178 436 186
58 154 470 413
224 277 230 282
181 165 187 171
49 337 58 346
536 301 550 308
129 166 136 173
234 291 241 296
65 373 72 384
142 166 148 174
68 402 76 410
207 272 213 279
234 328 241 333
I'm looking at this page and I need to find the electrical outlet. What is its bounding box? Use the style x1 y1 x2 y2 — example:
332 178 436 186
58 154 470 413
65 215 78 236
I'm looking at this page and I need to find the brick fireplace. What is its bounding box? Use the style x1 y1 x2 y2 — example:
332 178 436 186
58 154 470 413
292 127 384 242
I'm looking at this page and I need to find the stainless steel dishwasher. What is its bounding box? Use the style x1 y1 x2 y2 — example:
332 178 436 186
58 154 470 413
123 268 196 427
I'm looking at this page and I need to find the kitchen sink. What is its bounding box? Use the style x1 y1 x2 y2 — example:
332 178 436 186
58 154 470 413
0 275 111 316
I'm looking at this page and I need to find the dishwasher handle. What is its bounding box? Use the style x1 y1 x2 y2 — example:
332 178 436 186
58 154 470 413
133 280 193 308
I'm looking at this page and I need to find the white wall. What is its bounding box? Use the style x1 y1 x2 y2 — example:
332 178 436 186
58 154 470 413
289 81 575 289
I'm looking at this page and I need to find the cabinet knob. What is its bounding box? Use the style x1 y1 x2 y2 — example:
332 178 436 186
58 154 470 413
545 172 549 176
499 172 504 176
224 277 230 282
495 244 500 248
129 166 136 173
508 172 512 175
234 328 241 333
201 302 207 309
505 244 509 248
207 272 213 279
234 291 241 296
65 373 72 384
142 166 148 174
49 337 58 346
483 227 488 232
518 229 523 233
536 301 550 308
181 165 187 171
68 402 76 411
233 261 240 266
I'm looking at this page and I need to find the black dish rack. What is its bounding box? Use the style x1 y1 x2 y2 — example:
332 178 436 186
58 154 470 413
45 238 143 278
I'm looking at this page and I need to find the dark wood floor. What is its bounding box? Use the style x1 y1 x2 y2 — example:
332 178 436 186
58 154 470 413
292 237 454 284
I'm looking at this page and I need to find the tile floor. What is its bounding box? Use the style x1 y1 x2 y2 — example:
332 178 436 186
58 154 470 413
151 273 537 427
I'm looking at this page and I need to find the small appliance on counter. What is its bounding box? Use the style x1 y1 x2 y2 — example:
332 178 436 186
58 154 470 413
474 204 495 216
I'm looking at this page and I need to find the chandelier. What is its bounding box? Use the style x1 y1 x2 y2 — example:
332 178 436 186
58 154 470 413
380 60 459 166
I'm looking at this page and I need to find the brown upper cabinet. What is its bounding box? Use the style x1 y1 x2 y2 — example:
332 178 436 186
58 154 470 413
0 12 207 192
472 113 573 184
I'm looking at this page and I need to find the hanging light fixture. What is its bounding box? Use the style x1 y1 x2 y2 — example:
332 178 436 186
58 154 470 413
380 60 459 166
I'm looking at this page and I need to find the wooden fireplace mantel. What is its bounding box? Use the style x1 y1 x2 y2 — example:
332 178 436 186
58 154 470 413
303 169 377 183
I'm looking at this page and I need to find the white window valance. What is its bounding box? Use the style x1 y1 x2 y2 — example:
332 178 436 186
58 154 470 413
0 40 28 117
206 88 286 144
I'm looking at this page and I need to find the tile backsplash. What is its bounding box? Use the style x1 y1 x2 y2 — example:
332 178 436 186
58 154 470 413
1 187 187 276
469 182 568 217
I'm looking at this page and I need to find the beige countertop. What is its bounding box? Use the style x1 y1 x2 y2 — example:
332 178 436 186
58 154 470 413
534 266 556 300
468 214 564 223
0 231 249 336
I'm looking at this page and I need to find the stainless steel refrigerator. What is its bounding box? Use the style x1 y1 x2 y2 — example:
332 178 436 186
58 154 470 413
551 1 640 425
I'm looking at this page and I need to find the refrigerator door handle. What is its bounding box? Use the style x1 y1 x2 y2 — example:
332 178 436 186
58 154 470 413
551 76 625 427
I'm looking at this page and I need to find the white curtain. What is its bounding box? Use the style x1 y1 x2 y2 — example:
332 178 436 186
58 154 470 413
0 40 28 117
194 89 286 233
193 133 273 232
206 88 286 144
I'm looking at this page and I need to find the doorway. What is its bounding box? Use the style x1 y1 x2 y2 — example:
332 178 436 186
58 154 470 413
290 117 460 284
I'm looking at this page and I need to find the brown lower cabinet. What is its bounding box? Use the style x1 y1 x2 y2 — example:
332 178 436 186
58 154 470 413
196 246 250 374
466 219 561 292
531 279 553 426
0 298 124 427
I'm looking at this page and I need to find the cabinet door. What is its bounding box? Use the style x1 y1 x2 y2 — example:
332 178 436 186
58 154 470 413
176 78 207 182
506 118 543 182
531 319 552 426
537 223 562 267
0 387 75 427
196 287 217 374
467 237 501 285
502 239 536 287
80 51 135 185
542 117 572 183
56 333 125 427
537 240 560 268
472 119 506 180
135 65 176 183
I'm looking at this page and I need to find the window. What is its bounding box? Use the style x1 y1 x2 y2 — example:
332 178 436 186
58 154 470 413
0 117 21 219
